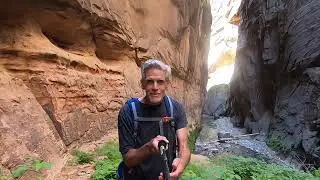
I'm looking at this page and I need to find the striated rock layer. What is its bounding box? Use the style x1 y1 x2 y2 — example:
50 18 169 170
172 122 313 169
231 0 320 165
0 0 211 169
0 71 66 170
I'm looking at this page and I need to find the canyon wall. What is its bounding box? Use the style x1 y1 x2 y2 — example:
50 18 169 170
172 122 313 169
231 0 320 165
0 0 211 168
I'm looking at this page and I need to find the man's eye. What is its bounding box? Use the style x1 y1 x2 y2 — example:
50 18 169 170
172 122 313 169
147 80 154 84
157 80 165 85
145 80 165 85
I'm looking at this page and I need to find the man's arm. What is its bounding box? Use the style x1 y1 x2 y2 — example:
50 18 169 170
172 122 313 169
170 127 191 178
123 135 169 168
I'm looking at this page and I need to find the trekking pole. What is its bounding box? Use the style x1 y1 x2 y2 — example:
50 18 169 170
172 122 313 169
159 140 170 180
159 117 172 180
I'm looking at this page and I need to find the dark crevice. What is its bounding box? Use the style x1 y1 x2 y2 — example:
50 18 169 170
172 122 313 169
307 54 320 68
42 31 74 50
42 103 65 143
27 76 66 144
134 48 142 67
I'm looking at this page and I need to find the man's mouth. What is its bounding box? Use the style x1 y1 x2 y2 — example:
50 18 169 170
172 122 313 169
150 94 160 97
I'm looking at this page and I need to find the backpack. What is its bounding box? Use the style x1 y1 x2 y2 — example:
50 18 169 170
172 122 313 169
117 95 176 180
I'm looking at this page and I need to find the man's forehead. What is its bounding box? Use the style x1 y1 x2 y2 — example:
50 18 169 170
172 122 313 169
145 76 166 80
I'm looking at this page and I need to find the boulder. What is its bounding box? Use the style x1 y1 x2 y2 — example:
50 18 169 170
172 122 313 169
203 84 230 118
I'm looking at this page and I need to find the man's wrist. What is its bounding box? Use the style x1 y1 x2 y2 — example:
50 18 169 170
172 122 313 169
177 156 189 171
144 141 153 154
177 164 185 172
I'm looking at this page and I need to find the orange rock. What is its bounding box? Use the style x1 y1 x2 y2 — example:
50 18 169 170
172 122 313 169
0 0 211 164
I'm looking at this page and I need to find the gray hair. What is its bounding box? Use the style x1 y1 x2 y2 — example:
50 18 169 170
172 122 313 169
140 59 171 81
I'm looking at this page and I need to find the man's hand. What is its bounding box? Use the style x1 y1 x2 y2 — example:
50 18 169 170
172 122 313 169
149 135 169 153
124 135 168 168
158 127 191 180
158 158 182 180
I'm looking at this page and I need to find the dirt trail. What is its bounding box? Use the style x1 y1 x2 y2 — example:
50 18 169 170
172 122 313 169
48 130 118 180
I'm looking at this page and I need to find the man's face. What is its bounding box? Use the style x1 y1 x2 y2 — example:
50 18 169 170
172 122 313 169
142 68 168 105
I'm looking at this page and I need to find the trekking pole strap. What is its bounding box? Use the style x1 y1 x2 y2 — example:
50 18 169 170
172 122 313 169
159 119 164 136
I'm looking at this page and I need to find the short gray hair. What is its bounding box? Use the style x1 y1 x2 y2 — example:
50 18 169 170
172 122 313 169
141 59 171 81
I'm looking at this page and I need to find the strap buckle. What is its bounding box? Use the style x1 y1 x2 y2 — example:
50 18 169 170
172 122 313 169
163 116 170 123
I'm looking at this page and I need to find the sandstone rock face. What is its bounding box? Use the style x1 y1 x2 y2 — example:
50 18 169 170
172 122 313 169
231 0 320 164
0 0 211 167
0 71 66 169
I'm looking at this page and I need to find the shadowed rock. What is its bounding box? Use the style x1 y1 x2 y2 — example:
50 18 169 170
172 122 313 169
230 0 320 165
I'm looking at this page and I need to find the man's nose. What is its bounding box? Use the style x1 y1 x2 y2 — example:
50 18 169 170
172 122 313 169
152 81 158 89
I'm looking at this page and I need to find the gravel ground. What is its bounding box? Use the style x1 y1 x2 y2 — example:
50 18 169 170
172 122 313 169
195 116 298 168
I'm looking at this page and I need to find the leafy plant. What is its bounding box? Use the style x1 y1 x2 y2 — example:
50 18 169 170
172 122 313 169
11 165 29 178
181 162 241 180
89 141 317 180
32 159 53 172
92 160 118 180
10 157 53 178
188 127 201 152
313 168 320 177
92 141 122 180
182 155 317 180
95 141 121 160
72 150 95 164
267 135 291 153
69 141 122 179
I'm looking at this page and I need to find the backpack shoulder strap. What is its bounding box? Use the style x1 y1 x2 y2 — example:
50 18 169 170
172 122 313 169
126 98 139 118
164 96 174 118
117 161 124 180
126 98 140 143
126 96 174 143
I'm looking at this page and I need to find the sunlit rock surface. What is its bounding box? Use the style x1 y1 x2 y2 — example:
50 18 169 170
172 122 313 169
207 0 240 89
0 0 212 173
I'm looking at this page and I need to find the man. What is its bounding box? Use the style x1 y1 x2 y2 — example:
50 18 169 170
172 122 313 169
118 59 191 180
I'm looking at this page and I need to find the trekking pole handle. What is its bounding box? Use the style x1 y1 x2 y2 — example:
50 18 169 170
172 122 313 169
158 140 170 180
158 140 168 154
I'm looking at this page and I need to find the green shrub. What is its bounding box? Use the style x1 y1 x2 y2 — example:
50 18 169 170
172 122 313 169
89 142 317 180
181 162 241 180
72 150 95 164
188 127 201 152
267 135 291 153
95 141 121 160
69 141 121 179
32 159 53 172
92 160 118 180
92 141 122 180
313 168 320 177
11 165 29 178
181 155 317 180
10 157 52 178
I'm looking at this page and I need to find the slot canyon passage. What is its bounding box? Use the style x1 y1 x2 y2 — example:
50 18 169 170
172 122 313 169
0 0 319 179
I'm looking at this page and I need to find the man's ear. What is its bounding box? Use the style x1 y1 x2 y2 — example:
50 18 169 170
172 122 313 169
140 79 145 89
164 80 170 90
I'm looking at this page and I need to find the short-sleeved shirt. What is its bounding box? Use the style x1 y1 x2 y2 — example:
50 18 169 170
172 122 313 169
118 97 187 180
